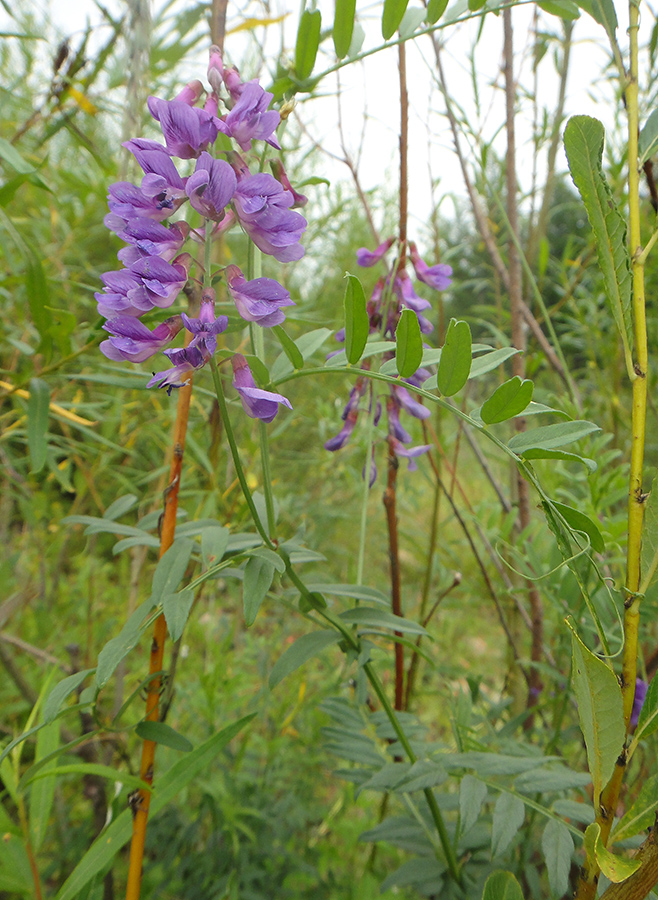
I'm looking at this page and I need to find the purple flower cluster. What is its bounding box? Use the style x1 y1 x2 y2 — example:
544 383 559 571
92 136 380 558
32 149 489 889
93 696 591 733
325 239 452 482
96 48 306 420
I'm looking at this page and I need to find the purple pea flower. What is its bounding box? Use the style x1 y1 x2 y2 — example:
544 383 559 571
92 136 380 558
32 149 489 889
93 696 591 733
390 437 431 471
231 353 292 423
95 268 145 318
233 172 306 263
325 408 358 451
147 96 219 159
631 678 649 728
395 270 431 313
123 139 188 212
220 81 281 151
391 384 430 421
363 448 377 487
409 242 452 291
106 182 173 224
147 345 207 393
225 264 294 327
100 315 183 362
356 237 394 267
181 287 228 357
117 220 190 266
130 253 192 309
185 152 237 221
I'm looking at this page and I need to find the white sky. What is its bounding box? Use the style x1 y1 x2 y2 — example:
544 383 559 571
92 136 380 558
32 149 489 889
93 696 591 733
5 0 645 241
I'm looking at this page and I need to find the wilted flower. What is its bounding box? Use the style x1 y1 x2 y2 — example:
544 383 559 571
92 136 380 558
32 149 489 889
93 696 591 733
231 353 292 423
270 159 308 208
356 237 394 267
225 264 294 327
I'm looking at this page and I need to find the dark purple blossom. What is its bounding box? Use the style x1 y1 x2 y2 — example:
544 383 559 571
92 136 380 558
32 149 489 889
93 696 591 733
147 96 219 159
95 269 146 318
325 409 358 451
409 242 452 291
356 237 394 267
231 353 292 423
117 220 190 266
225 264 294 327
392 384 430 421
185 152 237 221
631 678 649 728
233 172 306 262
220 81 281 151
130 254 191 309
100 315 182 362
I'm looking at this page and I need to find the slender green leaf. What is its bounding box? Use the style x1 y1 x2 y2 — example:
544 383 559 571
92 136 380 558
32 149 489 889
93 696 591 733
338 607 428 635
481 376 534 424
468 347 520 379
523 447 597 471
55 716 255 900
437 318 472 396
640 109 658 164
564 116 632 367
537 0 580 19
201 525 229 569
382 0 409 38
104 495 138 520
568 621 625 803
295 9 322 79
334 0 356 57
611 774 658 842
152 539 194 604
508 420 600 454
343 273 369 364
248 546 286 574
271 327 332 380
25 251 52 350
29 720 59 852
43 670 94 724
272 324 304 370
27 377 50 473
0 832 33 893
460 774 487 834
492 792 525 856
25 763 150 793
399 7 426 37
269 630 341 688
162 588 195 642
325 339 395 369
395 308 423 378
135 721 193 752
542 820 574 898
0 136 36 174
551 501 605 553
482 871 524 900
243 556 275 626
381 857 446 892
96 599 155 688
426 0 449 24
302 583 389 605
584 822 641 882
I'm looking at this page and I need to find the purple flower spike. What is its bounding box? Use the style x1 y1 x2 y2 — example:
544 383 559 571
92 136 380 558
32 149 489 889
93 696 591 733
233 173 306 262
225 264 294 327
390 438 432 471
185 152 237 221
221 81 281 151
181 287 228 357
356 237 395 267
117 220 190 266
409 242 452 291
231 353 292 423
101 315 182 362
147 97 219 159
631 678 649 728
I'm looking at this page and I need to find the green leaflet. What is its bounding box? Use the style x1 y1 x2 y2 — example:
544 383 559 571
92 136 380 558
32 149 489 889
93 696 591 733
481 376 533 424
563 116 633 375
27 377 50 474
437 318 471 396
243 556 275 626
382 0 409 39
542 820 574 898
269 629 341 688
610 773 658 842
508 419 600 454
135 721 193 752
584 823 641 882
634 674 658 743
395 308 423 378
567 620 625 804
333 0 356 58
272 324 304 370
295 9 322 80
481 870 524 900
343 273 369 364
640 476 658 592
426 0 449 24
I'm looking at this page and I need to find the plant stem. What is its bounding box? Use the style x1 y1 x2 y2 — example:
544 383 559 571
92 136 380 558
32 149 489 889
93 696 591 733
125 375 193 900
